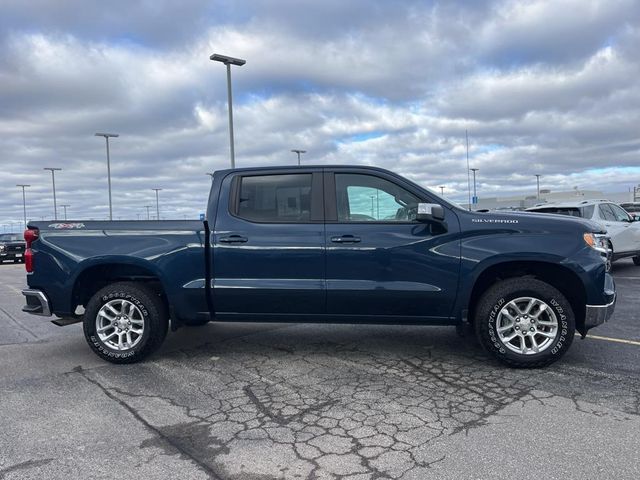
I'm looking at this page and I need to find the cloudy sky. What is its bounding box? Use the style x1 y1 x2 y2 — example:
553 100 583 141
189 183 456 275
1 0 639 227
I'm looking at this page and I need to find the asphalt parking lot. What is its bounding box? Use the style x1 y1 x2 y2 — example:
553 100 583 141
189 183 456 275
1 261 639 479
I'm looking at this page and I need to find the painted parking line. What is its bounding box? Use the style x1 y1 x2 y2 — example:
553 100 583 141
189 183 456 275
612 276 640 280
587 334 640 347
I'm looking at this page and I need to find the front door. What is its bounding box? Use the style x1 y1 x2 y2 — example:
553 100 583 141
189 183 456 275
212 170 325 316
599 203 640 254
324 171 460 320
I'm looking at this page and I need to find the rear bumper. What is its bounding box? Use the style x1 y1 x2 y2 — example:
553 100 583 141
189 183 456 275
584 273 616 329
22 289 52 317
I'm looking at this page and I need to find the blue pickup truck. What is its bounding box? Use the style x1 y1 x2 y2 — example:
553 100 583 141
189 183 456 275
21 165 615 367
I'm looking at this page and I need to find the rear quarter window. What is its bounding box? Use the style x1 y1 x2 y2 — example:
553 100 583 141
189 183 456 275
579 205 595 218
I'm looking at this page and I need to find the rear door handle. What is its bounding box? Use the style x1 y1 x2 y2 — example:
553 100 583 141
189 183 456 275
331 235 361 243
219 235 248 244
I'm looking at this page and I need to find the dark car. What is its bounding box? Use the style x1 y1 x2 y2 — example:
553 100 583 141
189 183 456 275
0 233 26 263
21 165 615 368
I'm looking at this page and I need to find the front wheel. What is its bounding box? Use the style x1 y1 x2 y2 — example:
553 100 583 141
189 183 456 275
83 282 168 364
632 256 640 266
475 278 575 368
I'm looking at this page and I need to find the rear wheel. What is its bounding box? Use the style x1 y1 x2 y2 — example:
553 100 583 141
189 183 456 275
83 282 168 364
475 278 575 368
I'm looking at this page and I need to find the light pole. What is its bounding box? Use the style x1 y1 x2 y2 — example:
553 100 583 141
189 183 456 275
470 168 479 207
95 132 119 220
465 130 471 211
210 53 246 169
291 149 306 166
535 174 541 201
44 167 62 220
205 172 215 180
144 205 151 220
16 184 30 229
439 186 445 196
60 204 70 220
152 189 162 221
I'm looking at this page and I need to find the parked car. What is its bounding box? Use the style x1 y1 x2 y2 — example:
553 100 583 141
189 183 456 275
620 202 640 221
0 233 26 263
527 200 640 265
21 166 615 368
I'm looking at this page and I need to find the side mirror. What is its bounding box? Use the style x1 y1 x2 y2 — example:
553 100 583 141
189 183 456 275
416 203 445 222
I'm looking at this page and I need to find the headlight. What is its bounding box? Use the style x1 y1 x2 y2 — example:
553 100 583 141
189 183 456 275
583 233 610 254
0 245 5 252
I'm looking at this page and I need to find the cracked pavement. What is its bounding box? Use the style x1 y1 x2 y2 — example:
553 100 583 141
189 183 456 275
1 261 640 479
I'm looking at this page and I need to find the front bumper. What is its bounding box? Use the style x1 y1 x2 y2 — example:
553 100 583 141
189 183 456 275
1 252 24 260
584 273 616 329
22 289 52 317
585 298 616 328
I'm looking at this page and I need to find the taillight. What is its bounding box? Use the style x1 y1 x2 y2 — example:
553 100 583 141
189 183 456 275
24 228 39 273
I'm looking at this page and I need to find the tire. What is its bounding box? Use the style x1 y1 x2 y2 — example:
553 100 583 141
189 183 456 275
474 278 575 368
633 256 640 266
83 282 168 364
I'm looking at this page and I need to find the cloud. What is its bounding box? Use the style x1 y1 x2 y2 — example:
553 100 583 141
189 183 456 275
1 0 639 228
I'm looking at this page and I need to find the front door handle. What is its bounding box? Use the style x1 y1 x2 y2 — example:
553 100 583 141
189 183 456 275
219 235 248 244
331 235 361 243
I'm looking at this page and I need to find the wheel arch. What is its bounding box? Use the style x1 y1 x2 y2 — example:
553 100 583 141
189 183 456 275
71 258 169 315
466 260 587 333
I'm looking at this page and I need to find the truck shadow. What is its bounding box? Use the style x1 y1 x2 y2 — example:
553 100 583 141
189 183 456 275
89 320 640 479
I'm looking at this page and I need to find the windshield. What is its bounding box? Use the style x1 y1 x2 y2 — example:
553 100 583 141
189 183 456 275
621 204 640 213
0 234 21 242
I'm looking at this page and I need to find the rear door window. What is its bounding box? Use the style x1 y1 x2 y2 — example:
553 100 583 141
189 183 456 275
598 204 617 222
609 203 632 222
235 174 313 223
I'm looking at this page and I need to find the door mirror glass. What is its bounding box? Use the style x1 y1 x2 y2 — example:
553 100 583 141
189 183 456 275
416 203 445 222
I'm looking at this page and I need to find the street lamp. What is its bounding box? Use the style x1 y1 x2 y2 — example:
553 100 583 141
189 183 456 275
95 132 119 220
291 149 306 166
43 167 62 220
210 53 246 169
439 186 445 196
470 168 479 207
60 204 70 220
535 174 541 201
16 184 30 229
205 172 215 180
144 205 152 220
152 189 162 221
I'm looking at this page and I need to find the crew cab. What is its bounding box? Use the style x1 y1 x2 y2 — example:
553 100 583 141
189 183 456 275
21 166 616 367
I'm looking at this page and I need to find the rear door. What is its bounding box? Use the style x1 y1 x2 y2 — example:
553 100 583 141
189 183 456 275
212 170 325 316
324 170 460 320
